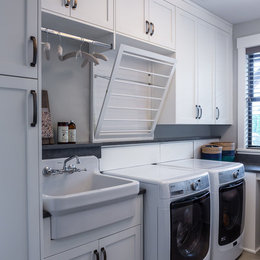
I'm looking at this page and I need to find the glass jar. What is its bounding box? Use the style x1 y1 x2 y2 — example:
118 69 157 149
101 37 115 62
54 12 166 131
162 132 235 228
68 121 76 144
57 122 68 144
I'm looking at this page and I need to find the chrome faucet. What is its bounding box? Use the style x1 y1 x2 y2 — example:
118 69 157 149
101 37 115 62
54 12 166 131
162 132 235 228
63 155 80 171
43 155 87 176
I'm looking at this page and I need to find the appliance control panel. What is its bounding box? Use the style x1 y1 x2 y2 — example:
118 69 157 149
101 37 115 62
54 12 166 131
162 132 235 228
169 174 209 197
218 165 245 185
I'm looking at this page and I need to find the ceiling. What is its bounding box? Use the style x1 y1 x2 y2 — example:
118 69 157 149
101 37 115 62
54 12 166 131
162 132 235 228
190 0 260 24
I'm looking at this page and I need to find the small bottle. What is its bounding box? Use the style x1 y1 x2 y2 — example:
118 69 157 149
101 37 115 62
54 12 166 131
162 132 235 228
57 122 68 144
68 121 76 144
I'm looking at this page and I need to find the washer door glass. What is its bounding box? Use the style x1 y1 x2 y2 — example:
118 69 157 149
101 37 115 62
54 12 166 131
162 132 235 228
218 180 244 246
170 191 210 260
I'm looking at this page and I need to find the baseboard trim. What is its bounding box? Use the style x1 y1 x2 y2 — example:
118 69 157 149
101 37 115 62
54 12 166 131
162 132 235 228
243 246 260 254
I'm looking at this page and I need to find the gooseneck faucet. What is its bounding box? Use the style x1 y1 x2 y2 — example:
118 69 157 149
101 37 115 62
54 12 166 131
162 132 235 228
63 155 80 170
43 155 87 176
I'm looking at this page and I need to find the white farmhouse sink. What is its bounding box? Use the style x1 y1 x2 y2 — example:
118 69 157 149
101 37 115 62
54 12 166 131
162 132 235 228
42 156 139 239
43 172 139 215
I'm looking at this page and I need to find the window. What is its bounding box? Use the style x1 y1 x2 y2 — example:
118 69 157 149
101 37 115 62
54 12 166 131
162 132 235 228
246 46 260 147
237 34 260 150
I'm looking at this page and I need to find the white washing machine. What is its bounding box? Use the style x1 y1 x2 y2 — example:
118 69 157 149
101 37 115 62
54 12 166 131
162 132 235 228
104 164 211 260
159 159 245 260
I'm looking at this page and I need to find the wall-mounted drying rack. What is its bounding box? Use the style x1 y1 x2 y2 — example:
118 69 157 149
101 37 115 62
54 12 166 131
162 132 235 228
41 27 113 49
92 44 177 143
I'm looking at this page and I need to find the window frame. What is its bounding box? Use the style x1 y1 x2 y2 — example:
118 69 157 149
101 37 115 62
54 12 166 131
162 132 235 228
237 34 260 152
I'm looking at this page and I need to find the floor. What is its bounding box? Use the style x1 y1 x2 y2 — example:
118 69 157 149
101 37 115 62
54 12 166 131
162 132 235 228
239 252 260 260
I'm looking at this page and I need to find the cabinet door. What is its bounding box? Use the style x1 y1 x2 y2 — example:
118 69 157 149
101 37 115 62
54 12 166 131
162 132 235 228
116 0 149 41
71 0 113 30
0 0 38 78
42 0 71 16
215 29 233 124
197 21 215 124
99 226 141 260
149 0 176 50
174 9 197 124
45 241 98 260
0 75 40 260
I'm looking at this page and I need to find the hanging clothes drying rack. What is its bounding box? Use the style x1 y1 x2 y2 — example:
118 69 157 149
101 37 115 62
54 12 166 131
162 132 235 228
41 27 113 49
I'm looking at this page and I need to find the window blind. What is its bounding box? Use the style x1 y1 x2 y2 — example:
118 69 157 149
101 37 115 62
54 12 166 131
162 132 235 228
246 46 260 147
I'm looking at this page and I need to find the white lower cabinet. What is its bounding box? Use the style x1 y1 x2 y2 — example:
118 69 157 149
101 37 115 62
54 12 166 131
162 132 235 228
0 75 41 260
45 226 141 260
45 241 98 260
99 226 141 260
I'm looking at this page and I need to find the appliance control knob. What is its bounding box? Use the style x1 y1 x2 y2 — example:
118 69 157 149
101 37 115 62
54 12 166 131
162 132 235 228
233 171 238 179
191 182 199 191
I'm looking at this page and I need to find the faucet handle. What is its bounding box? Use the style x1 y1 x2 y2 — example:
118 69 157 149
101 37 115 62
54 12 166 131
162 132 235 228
43 166 52 176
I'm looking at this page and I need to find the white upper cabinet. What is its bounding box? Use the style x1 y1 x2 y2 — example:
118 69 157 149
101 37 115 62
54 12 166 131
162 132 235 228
71 0 114 30
116 0 176 50
148 0 176 49
116 0 149 41
42 0 114 31
42 0 70 16
159 8 232 125
0 0 38 78
215 28 233 124
196 20 215 124
160 9 197 124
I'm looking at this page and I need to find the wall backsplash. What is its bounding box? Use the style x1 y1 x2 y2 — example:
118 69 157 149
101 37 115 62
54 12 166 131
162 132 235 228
42 34 90 143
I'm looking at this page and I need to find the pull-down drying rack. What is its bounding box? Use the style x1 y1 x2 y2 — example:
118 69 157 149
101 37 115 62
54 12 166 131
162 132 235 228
41 27 113 49
93 44 176 142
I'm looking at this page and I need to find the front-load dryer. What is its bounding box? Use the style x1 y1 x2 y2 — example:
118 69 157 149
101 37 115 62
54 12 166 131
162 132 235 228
159 159 245 260
104 164 211 260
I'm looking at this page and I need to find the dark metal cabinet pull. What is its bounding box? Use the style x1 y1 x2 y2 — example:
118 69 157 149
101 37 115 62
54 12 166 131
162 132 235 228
101 248 107 260
146 20 150 34
94 250 99 260
30 90 37 127
64 0 71 7
195 105 199 119
216 107 220 120
150 22 155 36
199 105 202 119
72 0 77 9
30 36 37 67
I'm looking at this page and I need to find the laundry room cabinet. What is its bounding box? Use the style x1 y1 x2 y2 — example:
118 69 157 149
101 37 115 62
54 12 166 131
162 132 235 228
115 0 175 50
42 0 114 31
44 225 141 260
0 75 41 260
215 28 233 124
159 7 232 125
0 0 38 78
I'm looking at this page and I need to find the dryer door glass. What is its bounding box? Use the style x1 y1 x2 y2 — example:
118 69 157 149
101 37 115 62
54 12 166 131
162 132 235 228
218 179 244 246
170 191 210 260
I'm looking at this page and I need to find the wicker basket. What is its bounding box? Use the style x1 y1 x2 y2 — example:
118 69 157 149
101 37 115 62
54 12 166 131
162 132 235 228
211 142 235 161
201 145 222 161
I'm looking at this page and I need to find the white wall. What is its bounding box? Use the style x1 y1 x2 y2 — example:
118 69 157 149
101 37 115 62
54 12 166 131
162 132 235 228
42 34 90 143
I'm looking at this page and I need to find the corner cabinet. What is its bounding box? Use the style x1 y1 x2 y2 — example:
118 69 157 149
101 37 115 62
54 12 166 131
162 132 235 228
115 0 175 50
42 0 114 31
159 8 233 125
0 76 40 260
